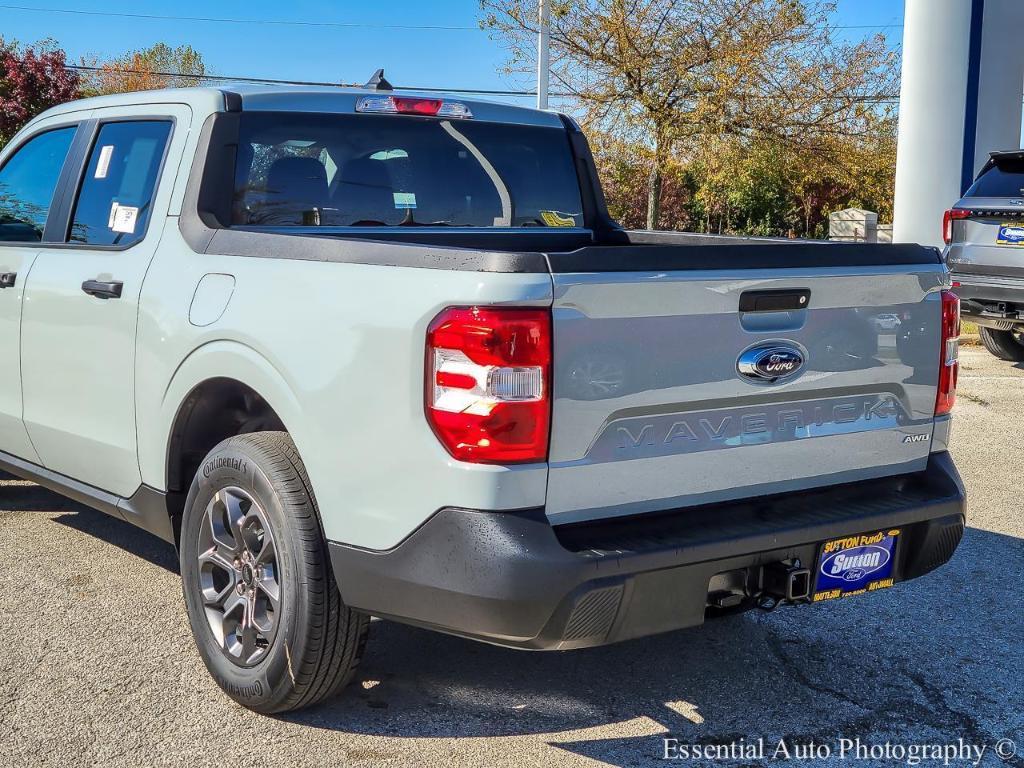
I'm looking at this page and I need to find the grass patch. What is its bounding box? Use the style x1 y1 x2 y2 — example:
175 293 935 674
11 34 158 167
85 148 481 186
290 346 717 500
958 390 990 407
961 320 981 346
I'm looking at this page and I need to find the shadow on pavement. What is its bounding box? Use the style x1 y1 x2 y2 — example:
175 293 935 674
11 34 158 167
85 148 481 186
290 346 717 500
0 481 178 573
52 508 179 572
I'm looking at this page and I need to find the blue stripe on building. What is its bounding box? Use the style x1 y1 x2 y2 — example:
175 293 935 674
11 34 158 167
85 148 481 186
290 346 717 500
962 0 986 194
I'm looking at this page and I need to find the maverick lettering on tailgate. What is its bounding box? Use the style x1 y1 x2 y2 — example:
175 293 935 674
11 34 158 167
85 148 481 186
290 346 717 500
585 394 916 462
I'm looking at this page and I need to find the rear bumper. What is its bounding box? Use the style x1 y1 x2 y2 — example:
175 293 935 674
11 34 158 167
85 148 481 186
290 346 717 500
951 274 1024 323
329 452 966 650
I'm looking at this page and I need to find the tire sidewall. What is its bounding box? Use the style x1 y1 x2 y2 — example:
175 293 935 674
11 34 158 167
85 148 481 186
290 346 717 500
980 326 1024 361
179 437 313 712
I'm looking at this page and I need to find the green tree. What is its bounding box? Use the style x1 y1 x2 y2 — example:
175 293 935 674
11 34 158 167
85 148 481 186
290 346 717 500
82 43 207 96
481 0 897 229
590 115 898 239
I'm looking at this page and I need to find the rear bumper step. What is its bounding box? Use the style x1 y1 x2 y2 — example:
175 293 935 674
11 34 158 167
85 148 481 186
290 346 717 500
329 451 966 650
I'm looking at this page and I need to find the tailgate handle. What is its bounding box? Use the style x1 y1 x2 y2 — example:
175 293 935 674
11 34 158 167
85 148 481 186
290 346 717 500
739 288 810 313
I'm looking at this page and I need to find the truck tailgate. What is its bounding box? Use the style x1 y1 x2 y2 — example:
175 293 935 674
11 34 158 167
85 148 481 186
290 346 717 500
546 245 947 524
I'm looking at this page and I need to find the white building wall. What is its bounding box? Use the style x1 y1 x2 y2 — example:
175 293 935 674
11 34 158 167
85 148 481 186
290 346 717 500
893 0 973 247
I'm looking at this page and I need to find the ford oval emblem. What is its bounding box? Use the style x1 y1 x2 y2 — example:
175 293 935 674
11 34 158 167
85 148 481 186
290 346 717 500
737 343 805 384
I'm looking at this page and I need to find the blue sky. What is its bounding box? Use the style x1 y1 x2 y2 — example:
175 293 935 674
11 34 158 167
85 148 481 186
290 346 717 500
2 0 905 104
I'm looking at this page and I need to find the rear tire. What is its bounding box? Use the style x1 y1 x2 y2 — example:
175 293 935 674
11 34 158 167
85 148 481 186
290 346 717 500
179 431 368 713
979 326 1024 361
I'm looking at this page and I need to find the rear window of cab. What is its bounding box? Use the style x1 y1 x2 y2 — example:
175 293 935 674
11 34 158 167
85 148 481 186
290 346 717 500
231 112 585 229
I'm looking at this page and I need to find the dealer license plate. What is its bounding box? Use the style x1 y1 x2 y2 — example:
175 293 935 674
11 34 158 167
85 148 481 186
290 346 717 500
996 223 1024 246
812 529 900 602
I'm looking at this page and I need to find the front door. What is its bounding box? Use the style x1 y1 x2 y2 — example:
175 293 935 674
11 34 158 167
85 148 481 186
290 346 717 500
0 118 83 462
21 107 187 496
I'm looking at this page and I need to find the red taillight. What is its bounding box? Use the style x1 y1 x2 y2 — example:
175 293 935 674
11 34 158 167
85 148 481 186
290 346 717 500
393 97 442 115
426 307 551 464
935 290 960 416
942 208 970 244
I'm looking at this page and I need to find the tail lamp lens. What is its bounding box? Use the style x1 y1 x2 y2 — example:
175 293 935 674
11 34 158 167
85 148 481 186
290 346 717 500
942 208 970 245
935 289 960 416
426 307 551 463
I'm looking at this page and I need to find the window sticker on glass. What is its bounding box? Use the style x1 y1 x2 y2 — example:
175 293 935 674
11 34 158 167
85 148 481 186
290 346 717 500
110 204 139 234
540 210 577 228
95 145 115 179
393 192 417 210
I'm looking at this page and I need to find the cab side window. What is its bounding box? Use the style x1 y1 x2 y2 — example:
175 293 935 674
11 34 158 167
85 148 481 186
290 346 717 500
69 121 172 247
0 126 77 243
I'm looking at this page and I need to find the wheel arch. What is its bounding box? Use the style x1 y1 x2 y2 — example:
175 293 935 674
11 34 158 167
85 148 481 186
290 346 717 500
155 341 308 545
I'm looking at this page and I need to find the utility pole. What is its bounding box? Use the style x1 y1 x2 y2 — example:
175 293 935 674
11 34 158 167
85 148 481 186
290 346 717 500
536 0 550 109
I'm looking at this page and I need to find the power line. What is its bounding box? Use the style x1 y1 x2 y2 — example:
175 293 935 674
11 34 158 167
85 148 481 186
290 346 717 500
830 23 903 29
0 3 481 30
65 64 548 98
60 64 903 103
0 3 904 33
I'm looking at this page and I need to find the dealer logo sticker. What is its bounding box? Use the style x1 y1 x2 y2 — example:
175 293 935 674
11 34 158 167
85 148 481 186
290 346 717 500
820 545 891 581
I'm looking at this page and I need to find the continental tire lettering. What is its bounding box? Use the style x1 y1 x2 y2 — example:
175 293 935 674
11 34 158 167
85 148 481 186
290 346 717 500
214 675 264 698
203 456 249 478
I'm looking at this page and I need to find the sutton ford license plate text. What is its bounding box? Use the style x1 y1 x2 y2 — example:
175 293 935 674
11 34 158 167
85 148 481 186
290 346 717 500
813 530 900 602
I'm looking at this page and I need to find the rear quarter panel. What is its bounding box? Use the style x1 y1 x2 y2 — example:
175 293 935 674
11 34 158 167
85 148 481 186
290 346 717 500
136 226 552 550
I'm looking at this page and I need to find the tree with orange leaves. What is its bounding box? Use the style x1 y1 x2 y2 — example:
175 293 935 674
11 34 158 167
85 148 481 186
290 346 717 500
82 43 207 96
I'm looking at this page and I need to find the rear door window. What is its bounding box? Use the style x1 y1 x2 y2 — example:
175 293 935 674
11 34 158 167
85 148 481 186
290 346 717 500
69 120 172 247
0 126 77 243
965 159 1024 197
232 112 584 228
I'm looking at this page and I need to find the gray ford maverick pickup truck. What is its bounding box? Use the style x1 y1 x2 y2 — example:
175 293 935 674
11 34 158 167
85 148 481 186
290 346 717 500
0 79 965 713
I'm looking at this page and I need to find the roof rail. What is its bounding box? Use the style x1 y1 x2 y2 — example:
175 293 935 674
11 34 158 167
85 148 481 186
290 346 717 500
364 68 393 91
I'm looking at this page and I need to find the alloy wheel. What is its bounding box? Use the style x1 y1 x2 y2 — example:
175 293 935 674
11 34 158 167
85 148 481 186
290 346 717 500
196 487 281 666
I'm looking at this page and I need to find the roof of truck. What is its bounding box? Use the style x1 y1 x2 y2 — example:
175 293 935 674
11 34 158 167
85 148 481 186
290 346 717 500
33 83 565 129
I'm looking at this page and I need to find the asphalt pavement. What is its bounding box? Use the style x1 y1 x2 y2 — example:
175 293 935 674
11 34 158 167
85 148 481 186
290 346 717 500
1 346 1022 768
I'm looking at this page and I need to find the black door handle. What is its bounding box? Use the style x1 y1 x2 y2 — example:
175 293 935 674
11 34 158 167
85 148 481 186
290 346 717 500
0 272 15 289
739 288 811 313
82 279 123 300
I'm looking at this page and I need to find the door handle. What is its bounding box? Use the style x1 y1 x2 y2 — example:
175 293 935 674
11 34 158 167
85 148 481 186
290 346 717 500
0 272 15 289
739 288 811 313
81 279 123 300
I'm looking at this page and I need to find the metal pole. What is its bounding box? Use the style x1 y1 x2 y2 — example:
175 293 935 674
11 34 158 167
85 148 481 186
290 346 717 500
537 0 550 109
